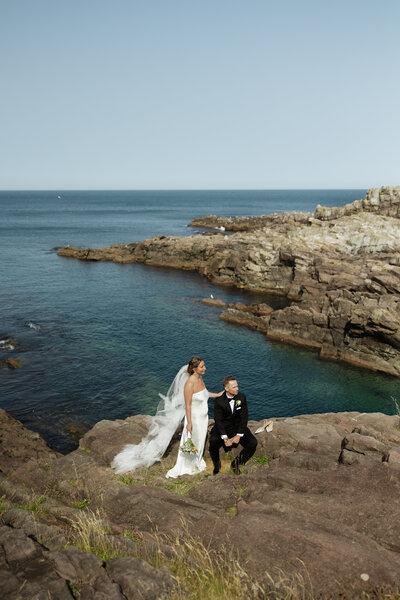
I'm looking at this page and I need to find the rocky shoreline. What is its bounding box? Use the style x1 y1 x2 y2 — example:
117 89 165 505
58 185 400 377
2 407 400 598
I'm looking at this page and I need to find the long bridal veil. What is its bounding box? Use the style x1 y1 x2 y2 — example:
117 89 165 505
112 365 189 474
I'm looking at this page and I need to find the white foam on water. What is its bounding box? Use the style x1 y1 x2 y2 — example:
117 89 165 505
0 339 15 350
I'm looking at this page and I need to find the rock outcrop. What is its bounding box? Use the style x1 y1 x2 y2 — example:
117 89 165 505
314 185 400 221
2 408 400 597
57 186 400 377
188 211 311 231
190 186 400 229
199 298 274 332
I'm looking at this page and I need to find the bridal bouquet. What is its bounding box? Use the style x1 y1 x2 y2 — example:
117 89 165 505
180 435 198 455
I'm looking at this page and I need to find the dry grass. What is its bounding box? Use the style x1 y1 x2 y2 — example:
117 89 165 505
14 504 400 600
142 526 400 600
203 452 241 475
68 509 130 562
148 528 266 600
0 494 7 514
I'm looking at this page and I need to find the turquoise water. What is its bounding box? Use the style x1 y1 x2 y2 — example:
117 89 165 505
1 189 400 452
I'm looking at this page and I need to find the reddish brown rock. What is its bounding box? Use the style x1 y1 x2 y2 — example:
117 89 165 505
200 297 228 308
0 526 75 599
2 409 400 597
0 408 60 482
106 556 175 599
5 357 21 369
220 308 271 332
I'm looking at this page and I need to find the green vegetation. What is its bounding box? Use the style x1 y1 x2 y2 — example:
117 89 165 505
166 477 203 495
17 495 47 513
114 464 160 485
0 495 7 514
80 446 92 453
225 506 237 519
39 461 51 472
70 498 89 510
249 455 270 466
116 475 134 485
122 529 141 544
67 582 80 598
67 478 78 488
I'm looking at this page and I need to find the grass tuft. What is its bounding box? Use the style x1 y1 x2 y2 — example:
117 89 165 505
225 506 237 519
0 495 7 514
249 455 270 466
68 509 130 562
71 498 89 510
122 529 141 544
166 478 203 495
67 581 80 598
18 495 47 513
116 475 134 485
146 525 265 600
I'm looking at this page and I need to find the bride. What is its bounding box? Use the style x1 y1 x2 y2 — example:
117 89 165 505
111 356 222 478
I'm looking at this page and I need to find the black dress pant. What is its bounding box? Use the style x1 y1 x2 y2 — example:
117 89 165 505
209 427 257 467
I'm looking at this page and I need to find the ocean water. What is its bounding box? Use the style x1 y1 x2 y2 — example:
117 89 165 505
1 189 400 453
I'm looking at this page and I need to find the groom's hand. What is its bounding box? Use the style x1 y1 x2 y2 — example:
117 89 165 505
224 438 232 447
230 435 241 445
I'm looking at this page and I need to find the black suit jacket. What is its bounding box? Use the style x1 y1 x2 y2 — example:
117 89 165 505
212 391 248 438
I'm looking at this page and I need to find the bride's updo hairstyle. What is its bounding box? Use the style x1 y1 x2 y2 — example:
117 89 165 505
187 356 204 374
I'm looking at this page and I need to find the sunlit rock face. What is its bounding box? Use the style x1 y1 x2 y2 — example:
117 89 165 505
314 185 400 220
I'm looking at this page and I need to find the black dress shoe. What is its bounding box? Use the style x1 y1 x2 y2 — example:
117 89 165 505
231 457 240 475
213 461 221 475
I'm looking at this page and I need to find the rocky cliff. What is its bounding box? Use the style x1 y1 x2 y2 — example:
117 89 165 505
57 186 400 377
1 408 400 598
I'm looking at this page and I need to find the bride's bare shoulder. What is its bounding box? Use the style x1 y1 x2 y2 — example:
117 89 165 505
184 375 195 390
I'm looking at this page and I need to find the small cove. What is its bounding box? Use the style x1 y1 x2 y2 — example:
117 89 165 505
1 189 400 453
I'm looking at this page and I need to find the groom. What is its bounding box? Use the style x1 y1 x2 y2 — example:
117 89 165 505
209 375 257 475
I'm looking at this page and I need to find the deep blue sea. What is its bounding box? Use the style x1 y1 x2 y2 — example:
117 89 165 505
2 189 400 453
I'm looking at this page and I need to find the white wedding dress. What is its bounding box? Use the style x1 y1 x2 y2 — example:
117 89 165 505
111 365 209 477
165 387 209 479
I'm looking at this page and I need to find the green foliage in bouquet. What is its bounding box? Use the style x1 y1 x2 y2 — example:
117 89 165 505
180 437 198 455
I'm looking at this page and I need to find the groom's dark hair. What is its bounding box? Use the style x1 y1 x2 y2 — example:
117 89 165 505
222 375 236 388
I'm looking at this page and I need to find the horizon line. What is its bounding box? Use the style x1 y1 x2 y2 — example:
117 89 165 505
0 187 370 193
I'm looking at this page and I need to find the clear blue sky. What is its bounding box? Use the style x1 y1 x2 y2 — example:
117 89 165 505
1 0 399 190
